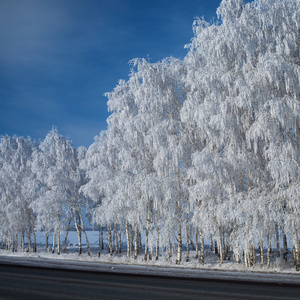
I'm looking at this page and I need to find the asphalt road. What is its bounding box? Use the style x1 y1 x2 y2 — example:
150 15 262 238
0 264 300 300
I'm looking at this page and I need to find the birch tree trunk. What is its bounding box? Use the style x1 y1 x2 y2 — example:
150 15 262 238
129 224 133 256
81 226 91 256
260 240 264 267
176 220 182 264
195 230 198 259
139 232 142 252
52 229 56 254
57 228 61 255
134 224 139 259
267 233 271 268
125 220 130 257
113 224 118 254
199 228 205 265
168 238 172 259
176 196 182 264
98 225 102 254
11 235 15 252
244 248 250 268
27 219 31 253
100 226 104 249
15 234 18 252
226 233 231 261
144 218 149 261
74 212 82 255
234 220 240 263
214 240 218 254
250 242 255 266
31 217 37 252
155 228 159 260
108 224 113 255
32 227 37 253
186 224 189 262
113 224 116 253
283 232 288 262
218 227 223 265
21 231 25 252
275 223 280 258
222 227 226 260
210 235 214 252
46 232 49 252
63 217 72 253
119 231 122 253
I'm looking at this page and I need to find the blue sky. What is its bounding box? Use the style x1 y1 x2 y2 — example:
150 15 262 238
0 0 251 148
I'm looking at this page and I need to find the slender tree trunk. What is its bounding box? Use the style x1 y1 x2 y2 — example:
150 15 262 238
214 240 218 254
32 228 37 253
234 220 240 263
186 224 189 262
210 235 214 252
244 248 250 268
283 234 288 261
98 225 101 255
78 228 82 255
21 231 25 252
168 238 172 259
27 219 31 253
199 228 205 265
119 231 122 253
134 224 139 259
222 227 226 260
108 224 113 255
31 217 37 253
113 224 117 253
52 229 56 254
100 226 104 249
129 224 133 256
139 232 142 252
176 220 182 264
195 230 198 259
176 196 182 264
57 228 61 255
250 242 255 266
226 232 231 261
155 228 159 260
63 217 72 253
75 211 91 256
267 233 271 268
45 233 48 252
11 235 15 252
74 212 82 255
218 227 223 265
275 223 280 258
260 239 264 267
282 223 288 261
144 218 149 261
125 220 130 257
15 234 18 252
81 227 91 256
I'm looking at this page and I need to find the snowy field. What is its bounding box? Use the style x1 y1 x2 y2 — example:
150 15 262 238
1 230 300 280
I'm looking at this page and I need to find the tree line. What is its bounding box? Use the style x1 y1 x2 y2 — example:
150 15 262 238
1 0 300 270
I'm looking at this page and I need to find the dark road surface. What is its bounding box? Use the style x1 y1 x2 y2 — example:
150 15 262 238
0 264 300 300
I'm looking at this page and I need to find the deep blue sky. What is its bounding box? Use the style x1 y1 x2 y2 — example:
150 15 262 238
0 0 251 148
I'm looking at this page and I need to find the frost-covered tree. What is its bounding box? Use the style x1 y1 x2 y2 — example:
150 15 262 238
0 135 36 252
31 128 79 254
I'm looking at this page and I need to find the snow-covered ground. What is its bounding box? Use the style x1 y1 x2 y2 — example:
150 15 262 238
1 230 300 284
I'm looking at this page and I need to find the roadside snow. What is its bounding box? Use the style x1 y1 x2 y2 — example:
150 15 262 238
1 230 299 285
1 250 300 286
